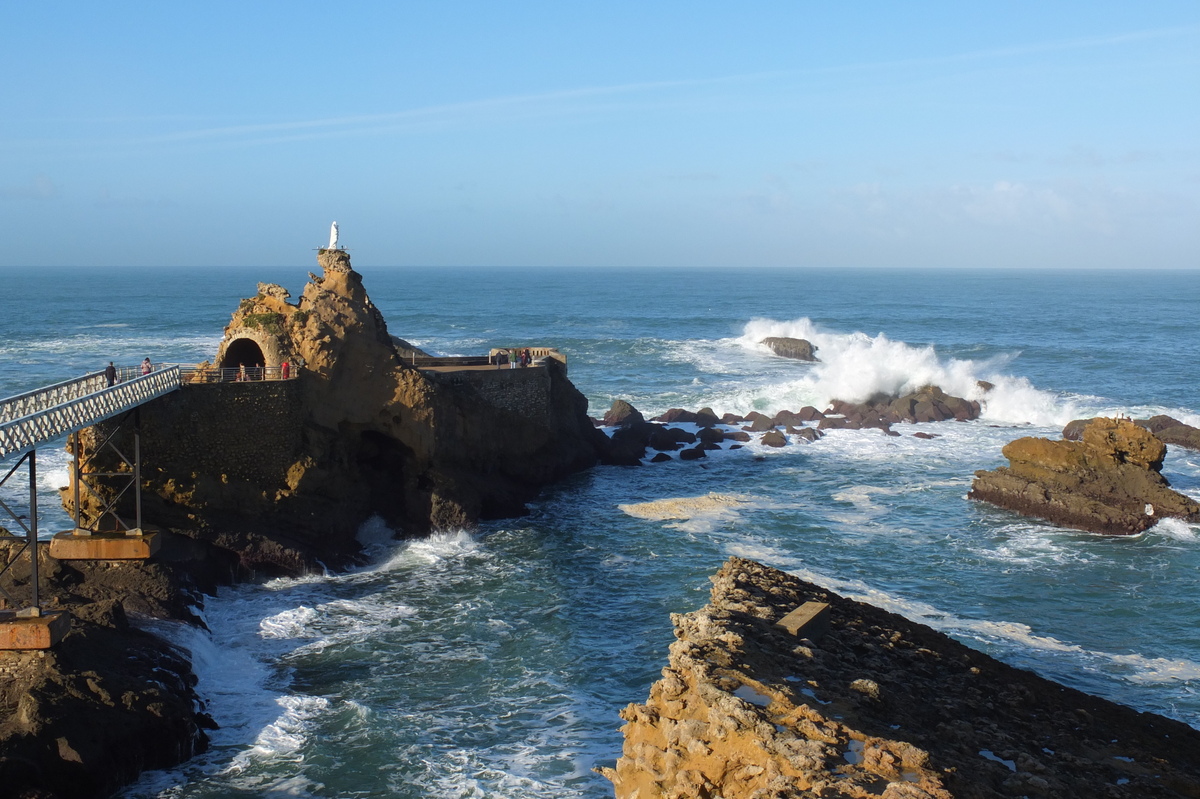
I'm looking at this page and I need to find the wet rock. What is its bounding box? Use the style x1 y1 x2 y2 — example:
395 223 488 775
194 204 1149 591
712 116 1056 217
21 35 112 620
652 408 697 424
969 417 1200 535
745 412 776 432
760 430 788 447
761 336 819 362
603 399 645 427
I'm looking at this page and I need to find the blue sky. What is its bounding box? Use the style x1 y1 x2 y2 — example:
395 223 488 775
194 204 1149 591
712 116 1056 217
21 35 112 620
3 3 1197 268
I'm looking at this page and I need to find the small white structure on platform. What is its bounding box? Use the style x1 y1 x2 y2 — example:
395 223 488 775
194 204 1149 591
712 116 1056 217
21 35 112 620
329 221 339 250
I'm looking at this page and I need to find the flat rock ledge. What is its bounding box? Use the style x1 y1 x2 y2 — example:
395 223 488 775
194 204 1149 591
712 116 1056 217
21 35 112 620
969 417 1200 535
600 557 1200 799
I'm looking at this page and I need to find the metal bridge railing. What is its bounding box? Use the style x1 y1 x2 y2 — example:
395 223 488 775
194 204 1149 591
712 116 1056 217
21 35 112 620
0 367 182 461
0 372 111 425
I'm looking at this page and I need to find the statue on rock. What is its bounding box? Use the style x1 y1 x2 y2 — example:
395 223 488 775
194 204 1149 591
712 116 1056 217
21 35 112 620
328 221 339 250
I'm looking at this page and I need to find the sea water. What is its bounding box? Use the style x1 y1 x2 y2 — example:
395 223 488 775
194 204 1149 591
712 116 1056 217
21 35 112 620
1 265 1198 798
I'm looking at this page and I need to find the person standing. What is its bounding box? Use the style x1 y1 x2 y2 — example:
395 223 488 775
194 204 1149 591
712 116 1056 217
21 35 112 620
141 358 152 375
281 361 290 380
104 361 116 386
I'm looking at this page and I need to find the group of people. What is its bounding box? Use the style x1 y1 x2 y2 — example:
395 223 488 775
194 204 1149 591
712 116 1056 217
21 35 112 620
495 348 535 369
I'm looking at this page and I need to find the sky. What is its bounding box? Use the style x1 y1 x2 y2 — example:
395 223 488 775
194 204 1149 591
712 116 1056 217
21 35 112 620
3 2 1198 269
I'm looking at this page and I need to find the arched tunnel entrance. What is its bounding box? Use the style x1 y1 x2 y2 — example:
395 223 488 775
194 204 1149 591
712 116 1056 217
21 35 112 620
221 338 266 369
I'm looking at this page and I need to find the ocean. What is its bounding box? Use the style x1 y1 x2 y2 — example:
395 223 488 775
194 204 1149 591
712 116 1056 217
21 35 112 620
2 265 1199 798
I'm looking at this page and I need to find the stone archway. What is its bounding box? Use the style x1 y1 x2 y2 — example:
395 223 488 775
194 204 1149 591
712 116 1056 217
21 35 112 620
221 338 266 369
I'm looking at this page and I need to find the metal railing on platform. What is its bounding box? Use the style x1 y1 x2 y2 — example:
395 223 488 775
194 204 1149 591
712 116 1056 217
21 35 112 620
0 367 182 461
177 365 297 383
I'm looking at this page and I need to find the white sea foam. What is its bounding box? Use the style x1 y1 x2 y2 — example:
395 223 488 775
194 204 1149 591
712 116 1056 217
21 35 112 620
714 317 1093 427
778 565 1200 688
222 695 332 774
1149 518 1199 542
355 513 397 550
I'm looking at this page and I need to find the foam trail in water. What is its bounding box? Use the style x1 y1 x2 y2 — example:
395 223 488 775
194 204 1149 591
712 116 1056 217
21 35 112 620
775 563 1200 688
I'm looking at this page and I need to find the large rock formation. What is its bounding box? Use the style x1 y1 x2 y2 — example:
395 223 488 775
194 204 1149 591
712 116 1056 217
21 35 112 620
69 249 607 573
969 417 1200 535
601 557 1200 798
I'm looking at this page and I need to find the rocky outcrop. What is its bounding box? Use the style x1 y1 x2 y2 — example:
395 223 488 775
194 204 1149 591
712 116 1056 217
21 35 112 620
969 417 1200 535
1064 415 1200 452
828 386 981 428
601 557 1200 798
69 250 607 573
0 541 212 799
762 337 819 362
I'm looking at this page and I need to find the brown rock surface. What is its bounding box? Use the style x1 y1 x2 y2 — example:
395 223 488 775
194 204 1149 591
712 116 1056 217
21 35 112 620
969 417 1200 535
762 337 820 362
601 557 1200 799
1064 415 1200 452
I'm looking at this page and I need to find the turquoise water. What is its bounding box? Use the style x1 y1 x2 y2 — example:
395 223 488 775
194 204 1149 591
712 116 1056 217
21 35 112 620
2 265 1199 797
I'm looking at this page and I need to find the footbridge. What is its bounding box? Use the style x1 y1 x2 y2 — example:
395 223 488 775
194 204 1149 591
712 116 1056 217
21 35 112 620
0 367 184 647
0 367 182 461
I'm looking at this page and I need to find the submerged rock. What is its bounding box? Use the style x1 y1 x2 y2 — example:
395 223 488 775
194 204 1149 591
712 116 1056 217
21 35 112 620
969 417 1200 535
600 557 1200 798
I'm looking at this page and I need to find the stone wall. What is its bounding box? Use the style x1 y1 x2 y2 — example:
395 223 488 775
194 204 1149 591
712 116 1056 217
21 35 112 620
427 367 552 417
126 379 304 486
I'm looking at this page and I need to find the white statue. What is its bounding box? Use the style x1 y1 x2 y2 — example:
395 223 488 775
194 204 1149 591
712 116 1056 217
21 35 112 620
329 221 339 250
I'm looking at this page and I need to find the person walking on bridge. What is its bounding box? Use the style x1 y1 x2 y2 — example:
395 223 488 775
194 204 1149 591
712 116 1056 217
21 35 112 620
141 358 152 375
104 362 116 387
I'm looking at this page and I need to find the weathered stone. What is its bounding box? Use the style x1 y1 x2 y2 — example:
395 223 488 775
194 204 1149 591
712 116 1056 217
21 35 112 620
761 337 819 362
1065 415 1200 453
969 418 1200 535
601 557 1200 799
603 399 645 427
760 430 787 447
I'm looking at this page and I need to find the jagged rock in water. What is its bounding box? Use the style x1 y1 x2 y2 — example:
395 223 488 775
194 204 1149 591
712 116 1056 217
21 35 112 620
761 336 819 362
969 417 1200 535
602 399 645 427
829 386 981 426
600 557 1200 798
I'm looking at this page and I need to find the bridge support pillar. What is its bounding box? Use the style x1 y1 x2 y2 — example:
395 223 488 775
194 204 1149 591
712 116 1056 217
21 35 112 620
0 608 69 650
49 528 159 560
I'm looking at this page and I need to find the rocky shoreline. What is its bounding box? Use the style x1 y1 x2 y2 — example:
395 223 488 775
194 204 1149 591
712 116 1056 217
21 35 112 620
602 557 1200 798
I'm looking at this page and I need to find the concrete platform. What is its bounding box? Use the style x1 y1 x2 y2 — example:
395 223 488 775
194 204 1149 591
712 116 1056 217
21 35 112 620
775 601 831 641
0 609 70 650
49 529 160 560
